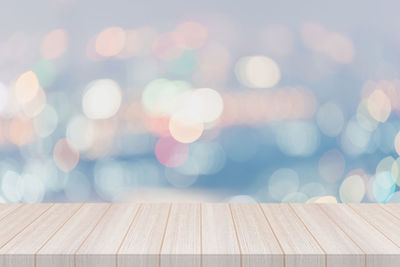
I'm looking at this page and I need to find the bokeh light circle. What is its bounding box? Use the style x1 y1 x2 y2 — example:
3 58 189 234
339 175 365 203
307 196 338 203
15 71 40 104
172 88 224 123
33 104 58 138
235 56 281 88
367 90 391 123
40 29 68 59
142 79 191 116
169 112 204 143
373 171 395 203
155 136 189 167
268 168 300 201
95 27 126 57
282 192 308 203
192 88 224 123
152 32 186 61
20 173 45 203
340 118 371 155
66 115 95 151
94 160 126 200
318 149 345 183
22 86 47 118
316 102 344 137
1 170 23 202
82 79 122 119
276 121 320 156
53 138 80 172
394 132 400 156
165 167 198 188
64 171 91 201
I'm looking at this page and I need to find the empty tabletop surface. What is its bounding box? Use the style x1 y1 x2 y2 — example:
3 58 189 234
0 203 399 267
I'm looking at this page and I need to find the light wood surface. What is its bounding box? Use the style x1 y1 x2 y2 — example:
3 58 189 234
160 203 201 267
201 203 240 267
0 203 399 267
261 204 325 267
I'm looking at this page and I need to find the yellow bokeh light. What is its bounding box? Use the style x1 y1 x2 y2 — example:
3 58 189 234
339 174 366 203
367 89 391 122
169 111 204 143
307 195 338 203
15 71 40 104
22 86 46 118
95 27 127 57
235 56 281 88
40 29 68 59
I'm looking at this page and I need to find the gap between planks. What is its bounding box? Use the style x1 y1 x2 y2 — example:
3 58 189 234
0 203 399 267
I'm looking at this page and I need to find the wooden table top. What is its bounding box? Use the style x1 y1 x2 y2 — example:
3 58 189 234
0 203 399 267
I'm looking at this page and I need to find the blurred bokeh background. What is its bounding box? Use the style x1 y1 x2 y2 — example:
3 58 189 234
0 0 400 203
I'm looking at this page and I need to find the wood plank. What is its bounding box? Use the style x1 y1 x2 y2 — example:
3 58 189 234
0 204 22 221
118 203 171 267
290 204 364 267
229 203 283 267
201 203 240 267
36 203 111 267
0 204 53 250
160 203 201 267
0 203 81 267
349 204 400 247
0 203 398 267
321 204 400 267
75 203 141 267
261 204 325 267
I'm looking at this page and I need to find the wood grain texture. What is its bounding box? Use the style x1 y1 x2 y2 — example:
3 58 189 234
261 204 325 267
0 204 22 221
36 203 111 267
160 203 201 267
201 203 240 267
118 203 170 267
75 203 141 267
349 204 400 247
0 204 53 250
290 204 365 267
0 203 398 267
230 203 283 267
0 204 81 267
320 204 400 267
